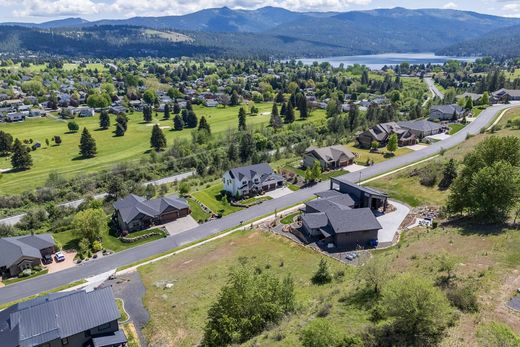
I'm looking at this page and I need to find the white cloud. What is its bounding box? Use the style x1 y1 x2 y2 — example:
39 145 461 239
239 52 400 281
442 2 458 9
7 0 374 18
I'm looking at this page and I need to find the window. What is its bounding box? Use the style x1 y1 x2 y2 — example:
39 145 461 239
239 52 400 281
98 322 111 331
84 330 91 338
61 337 69 345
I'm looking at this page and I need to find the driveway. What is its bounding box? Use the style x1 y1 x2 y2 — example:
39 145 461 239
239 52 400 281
163 216 199 236
426 133 451 142
343 164 366 172
376 200 410 244
46 251 77 274
406 144 429 151
265 187 293 199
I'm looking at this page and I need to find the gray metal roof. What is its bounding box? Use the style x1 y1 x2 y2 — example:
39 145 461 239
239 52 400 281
0 234 55 269
92 330 127 347
0 287 120 347
113 194 189 224
326 208 382 234
331 178 388 198
227 163 274 182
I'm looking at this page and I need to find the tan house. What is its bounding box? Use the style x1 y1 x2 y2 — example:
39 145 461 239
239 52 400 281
303 145 355 170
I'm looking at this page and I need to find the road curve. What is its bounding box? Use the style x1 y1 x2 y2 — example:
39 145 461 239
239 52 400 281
0 104 513 305
424 77 444 99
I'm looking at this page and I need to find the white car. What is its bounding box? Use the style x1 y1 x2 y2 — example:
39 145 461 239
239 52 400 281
54 251 65 262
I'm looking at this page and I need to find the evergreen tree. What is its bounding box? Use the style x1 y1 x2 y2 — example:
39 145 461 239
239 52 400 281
173 114 184 131
285 102 295 123
481 91 490 105
311 259 332 285
0 130 13 156
198 116 211 134
438 159 458 190
186 100 193 111
386 133 398 154
173 102 181 114
185 110 198 128
361 69 369 85
238 107 247 131
465 97 473 110
78 127 97 158
239 132 255 162
99 110 110 129
143 105 152 122
275 91 285 103
348 103 359 132
67 120 79 133
115 114 128 136
181 109 189 124
227 142 238 161
230 90 240 106
280 102 287 117
11 138 32 170
271 102 279 117
163 103 170 120
150 124 167 151
299 98 308 119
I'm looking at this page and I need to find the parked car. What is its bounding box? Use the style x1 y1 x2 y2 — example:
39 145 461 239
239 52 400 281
42 254 53 265
54 252 65 262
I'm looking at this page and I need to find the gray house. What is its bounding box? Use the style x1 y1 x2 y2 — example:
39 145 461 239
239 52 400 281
0 287 127 347
429 104 464 121
492 88 520 103
114 194 191 232
301 188 382 250
222 163 284 198
303 145 355 170
398 119 444 139
0 234 55 277
356 122 416 149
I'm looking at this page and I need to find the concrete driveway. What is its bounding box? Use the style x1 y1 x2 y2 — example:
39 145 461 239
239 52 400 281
163 216 199 236
426 133 451 142
46 251 77 274
265 187 293 199
376 200 410 244
406 144 429 151
343 164 366 172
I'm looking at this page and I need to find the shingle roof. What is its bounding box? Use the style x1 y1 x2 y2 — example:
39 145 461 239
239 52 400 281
227 163 274 182
0 287 121 347
430 104 463 115
398 119 443 133
0 234 55 269
305 145 355 163
301 212 329 229
326 208 382 234
113 194 189 224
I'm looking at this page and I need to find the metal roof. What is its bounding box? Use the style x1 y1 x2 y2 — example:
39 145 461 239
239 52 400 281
0 234 55 269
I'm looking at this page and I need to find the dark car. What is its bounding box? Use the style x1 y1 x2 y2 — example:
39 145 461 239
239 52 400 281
42 254 53 265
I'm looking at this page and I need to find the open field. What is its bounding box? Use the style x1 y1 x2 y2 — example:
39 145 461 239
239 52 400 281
0 103 325 194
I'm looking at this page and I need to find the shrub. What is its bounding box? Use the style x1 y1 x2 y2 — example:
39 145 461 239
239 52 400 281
312 259 333 285
445 284 479 312
92 240 104 252
477 322 520 347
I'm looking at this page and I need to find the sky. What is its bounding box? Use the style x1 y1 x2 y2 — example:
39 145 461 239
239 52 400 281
0 0 520 22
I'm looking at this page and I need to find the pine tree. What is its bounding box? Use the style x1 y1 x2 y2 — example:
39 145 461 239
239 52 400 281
238 107 247 131
79 127 97 158
11 138 32 170
285 102 295 123
348 103 359 131
198 116 211 134
115 114 128 136
143 105 152 122
186 100 193 111
173 102 181 114
164 103 170 120
239 132 255 162
275 91 285 103
271 103 279 117
299 98 308 119
0 130 13 155
280 102 287 117
438 159 458 190
99 110 110 129
230 90 240 106
361 69 369 85
173 114 184 131
150 124 167 151
185 110 198 128
227 142 238 161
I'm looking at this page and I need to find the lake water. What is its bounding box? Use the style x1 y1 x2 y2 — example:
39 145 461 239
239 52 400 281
297 53 475 70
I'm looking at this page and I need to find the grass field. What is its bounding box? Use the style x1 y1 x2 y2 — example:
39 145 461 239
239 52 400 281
449 123 465 135
0 103 288 194
187 198 211 222
191 183 243 216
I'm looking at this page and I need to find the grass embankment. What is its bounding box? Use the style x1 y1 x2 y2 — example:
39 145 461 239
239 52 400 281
2 268 49 286
191 183 243 216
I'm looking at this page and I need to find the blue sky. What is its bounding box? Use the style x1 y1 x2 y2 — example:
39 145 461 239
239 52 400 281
1 0 519 22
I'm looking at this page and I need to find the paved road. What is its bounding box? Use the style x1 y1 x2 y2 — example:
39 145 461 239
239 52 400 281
0 104 512 305
424 77 445 99
0 171 195 227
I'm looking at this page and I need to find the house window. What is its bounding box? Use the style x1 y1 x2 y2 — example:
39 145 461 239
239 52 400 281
61 337 69 345
98 322 111 331
84 330 91 338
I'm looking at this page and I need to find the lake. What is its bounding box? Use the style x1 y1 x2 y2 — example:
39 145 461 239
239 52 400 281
297 53 475 70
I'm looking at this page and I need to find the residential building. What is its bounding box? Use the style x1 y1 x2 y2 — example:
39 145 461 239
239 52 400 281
356 122 416 148
429 104 464 121
398 119 444 139
222 163 284 198
4 112 25 122
0 234 55 277
204 99 219 107
0 287 127 347
113 194 191 232
492 88 520 103
303 145 355 170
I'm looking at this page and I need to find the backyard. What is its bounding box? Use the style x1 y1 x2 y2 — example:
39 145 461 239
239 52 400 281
191 183 243 216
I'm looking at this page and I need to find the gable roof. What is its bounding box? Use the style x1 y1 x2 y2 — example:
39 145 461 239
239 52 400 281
305 145 355 163
0 234 55 269
326 208 382 234
227 163 274 182
0 287 120 347
331 177 388 198
398 119 443 133
430 104 463 115
113 194 189 224
492 88 520 98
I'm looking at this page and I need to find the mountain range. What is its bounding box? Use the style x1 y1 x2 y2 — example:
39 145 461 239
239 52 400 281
1 7 519 58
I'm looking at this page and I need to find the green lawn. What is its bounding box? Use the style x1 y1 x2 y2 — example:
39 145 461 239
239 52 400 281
0 104 274 194
188 198 211 222
449 123 466 135
344 142 413 165
191 183 243 216
116 298 129 322
2 268 49 286
280 211 300 225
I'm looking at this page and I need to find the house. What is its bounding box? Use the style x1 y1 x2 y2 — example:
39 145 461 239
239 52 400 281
0 286 127 347
492 88 520 103
113 194 191 232
356 122 416 148
71 107 95 117
0 234 55 277
204 99 219 107
223 163 284 198
398 119 444 139
429 104 464 121
303 145 355 170
300 181 386 250
4 112 25 122
457 92 482 103
109 106 127 115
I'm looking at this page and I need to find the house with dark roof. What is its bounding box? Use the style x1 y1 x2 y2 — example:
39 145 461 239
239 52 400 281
356 122 416 149
492 88 520 103
0 234 55 277
222 163 284 198
113 194 191 232
300 182 384 250
429 104 464 121
303 145 355 170
330 177 388 211
0 286 127 347
398 119 445 139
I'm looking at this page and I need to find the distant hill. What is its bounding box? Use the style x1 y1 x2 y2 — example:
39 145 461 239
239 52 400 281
0 7 519 58
436 24 520 58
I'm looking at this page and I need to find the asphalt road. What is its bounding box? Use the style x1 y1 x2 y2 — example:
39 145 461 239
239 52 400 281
424 77 445 99
0 104 512 305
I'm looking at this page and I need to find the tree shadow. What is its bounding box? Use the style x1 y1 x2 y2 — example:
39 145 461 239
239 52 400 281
94 127 108 131
338 286 379 310
444 218 509 236
71 155 91 161
64 131 79 135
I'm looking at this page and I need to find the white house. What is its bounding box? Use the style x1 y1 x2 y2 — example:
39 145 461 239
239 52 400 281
222 163 285 198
